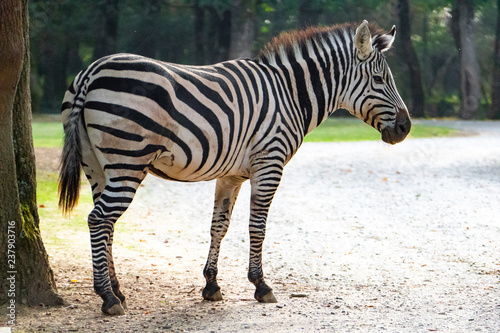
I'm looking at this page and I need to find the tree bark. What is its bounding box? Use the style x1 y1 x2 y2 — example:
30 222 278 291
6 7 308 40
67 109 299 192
489 0 500 119
228 0 258 59
451 0 481 119
0 0 63 308
397 0 425 118
0 0 25 308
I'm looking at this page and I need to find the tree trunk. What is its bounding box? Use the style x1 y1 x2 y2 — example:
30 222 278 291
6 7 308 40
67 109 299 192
0 0 25 309
194 0 205 64
489 0 500 119
397 0 425 118
92 0 120 59
0 0 63 310
451 0 480 119
217 8 232 62
228 0 258 59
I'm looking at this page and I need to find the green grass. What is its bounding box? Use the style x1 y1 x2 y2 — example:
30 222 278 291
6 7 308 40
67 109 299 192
32 121 65 148
304 118 461 142
32 117 462 149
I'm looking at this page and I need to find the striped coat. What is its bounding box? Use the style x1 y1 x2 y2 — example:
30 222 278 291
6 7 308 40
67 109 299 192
59 20 410 315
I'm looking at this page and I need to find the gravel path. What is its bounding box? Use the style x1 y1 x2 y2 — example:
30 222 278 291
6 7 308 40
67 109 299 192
15 120 499 332
120 120 500 332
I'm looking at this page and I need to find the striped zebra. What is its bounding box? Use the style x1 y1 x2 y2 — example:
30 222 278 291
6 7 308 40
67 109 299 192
59 20 410 315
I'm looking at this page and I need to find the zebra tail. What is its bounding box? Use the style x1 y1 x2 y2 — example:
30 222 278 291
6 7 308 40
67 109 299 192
58 88 84 215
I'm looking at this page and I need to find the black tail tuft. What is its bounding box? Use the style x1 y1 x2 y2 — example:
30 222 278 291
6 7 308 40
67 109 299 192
58 113 82 215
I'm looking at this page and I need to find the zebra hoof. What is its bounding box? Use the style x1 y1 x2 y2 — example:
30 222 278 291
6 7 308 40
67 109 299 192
258 290 278 303
206 289 223 301
202 284 223 301
254 282 277 303
121 299 128 310
103 303 126 316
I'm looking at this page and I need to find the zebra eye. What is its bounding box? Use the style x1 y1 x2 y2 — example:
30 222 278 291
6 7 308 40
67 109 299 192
373 75 384 84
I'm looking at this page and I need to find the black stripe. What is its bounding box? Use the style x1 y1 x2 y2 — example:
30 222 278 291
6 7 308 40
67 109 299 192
61 101 72 112
68 79 76 94
87 123 144 142
109 176 142 183
99 193 133 204
103 163 148 171
105 186 137 193
302 42 326 126
288 51 312 132
96 144 167 158
337 32 351 100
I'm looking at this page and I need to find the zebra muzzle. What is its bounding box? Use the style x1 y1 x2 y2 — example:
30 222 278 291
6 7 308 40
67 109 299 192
381 108 411 145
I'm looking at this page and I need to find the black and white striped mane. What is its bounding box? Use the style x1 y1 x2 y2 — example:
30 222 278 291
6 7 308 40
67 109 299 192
257 22 391 62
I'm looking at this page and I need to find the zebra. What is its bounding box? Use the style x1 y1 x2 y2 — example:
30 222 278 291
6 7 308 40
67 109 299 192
59 20 410 316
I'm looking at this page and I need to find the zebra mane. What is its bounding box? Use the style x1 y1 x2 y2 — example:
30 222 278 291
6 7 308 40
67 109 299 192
256 22 387 62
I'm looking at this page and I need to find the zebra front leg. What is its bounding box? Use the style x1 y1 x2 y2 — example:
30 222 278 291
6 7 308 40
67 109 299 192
247 167 283 303
203 176 244 301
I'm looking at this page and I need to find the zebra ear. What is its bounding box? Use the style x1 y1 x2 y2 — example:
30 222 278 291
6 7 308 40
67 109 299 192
355 20 373 60
374 25 396 53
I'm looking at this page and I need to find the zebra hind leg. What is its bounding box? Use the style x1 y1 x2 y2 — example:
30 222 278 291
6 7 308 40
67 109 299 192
107 231 127 310
88 179 142 315
203 176 244 301
82 143 130 314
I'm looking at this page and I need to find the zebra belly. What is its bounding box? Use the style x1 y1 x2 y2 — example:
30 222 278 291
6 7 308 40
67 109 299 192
148 149 247 182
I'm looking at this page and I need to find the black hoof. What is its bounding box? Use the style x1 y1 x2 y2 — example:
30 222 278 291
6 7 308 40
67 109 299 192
202 283 223 301
101 294 125 316
121 298 128 310
102 299 125 316
115 293 127 310
254 283 277 303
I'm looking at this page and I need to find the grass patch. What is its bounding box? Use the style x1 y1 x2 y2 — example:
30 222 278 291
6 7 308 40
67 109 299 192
304 118 461 142
32 118 463 148
36 169 94 249
32 121 64 148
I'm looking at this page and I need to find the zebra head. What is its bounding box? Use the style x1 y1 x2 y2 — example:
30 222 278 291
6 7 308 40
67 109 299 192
344 20 411 145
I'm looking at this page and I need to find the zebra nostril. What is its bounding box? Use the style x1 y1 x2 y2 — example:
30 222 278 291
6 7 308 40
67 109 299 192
396 107 411 136
398 123 406 135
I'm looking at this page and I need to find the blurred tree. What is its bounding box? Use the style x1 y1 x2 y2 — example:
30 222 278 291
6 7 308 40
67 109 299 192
298 0 322 27
229 0 259 59
397 0 425 117
451 0 480 119
194 0 206 63
0 0 63 306
92 0 120 59
26 0 497 118
490 0 500 119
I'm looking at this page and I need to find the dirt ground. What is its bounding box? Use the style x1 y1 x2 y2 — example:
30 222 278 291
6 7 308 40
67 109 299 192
8 120 500 332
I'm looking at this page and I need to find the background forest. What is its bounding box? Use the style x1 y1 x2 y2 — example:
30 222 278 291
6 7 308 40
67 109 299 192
29 0 500 119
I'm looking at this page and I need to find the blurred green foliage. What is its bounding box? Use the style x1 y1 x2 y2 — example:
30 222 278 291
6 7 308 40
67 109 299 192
29 0 497 118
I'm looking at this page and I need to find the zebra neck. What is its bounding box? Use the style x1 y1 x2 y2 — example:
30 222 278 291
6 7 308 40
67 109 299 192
257 36 352 137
